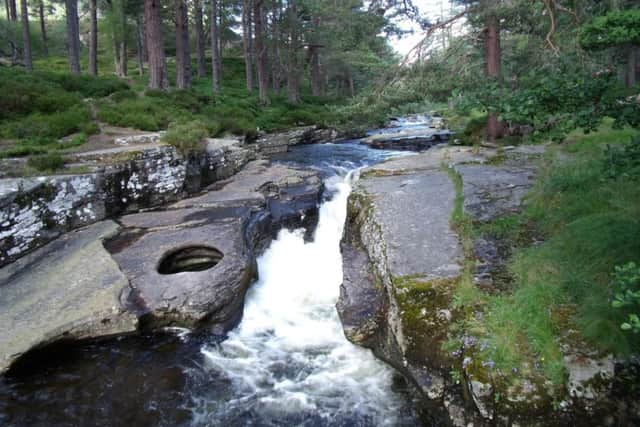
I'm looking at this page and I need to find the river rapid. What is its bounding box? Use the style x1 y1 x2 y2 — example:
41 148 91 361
0 142 418 427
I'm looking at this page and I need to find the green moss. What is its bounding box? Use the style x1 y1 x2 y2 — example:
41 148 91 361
393 275 458 365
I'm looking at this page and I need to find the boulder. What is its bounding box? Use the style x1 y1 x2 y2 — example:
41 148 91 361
255 126 342 156
0 220 138 374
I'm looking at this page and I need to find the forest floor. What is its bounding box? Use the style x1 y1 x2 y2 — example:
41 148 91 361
0 56 349 176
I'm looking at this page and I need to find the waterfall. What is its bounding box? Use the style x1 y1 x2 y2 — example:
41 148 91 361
197 172 412 426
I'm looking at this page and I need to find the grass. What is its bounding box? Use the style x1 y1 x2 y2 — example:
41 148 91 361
444 124 640 392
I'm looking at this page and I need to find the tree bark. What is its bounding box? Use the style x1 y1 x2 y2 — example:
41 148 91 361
194 0 206 78
627 45 638 88
310 47 323 96
210 0 221 91
20 0 32 71
38 0 48 57
287 0 300 104
309 15 323 96
145 0 168 89
113 38 127 77
89 0 98 76
8 0 16 21
175 0 191 89
65 0 81 75
135 13 145 75
254 0 269 103
4 0 9 21
242 0 254 91
485 14 502 141
270 0 282 92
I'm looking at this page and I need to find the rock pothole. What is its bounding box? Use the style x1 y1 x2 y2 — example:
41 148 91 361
157 246 224 274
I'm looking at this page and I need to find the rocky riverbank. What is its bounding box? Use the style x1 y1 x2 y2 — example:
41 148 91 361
0 127 329 374
338 143 639 425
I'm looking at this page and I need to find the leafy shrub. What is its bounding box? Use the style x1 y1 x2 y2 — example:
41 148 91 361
603 139 640 180
109 89 138 102
37 71 129 97
0 68 81 119
0 106 91 139
82 122 101 136
161 120 209 155
611 262 640 334
26 153 66 172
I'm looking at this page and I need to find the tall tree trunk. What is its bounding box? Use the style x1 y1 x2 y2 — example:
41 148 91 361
65 0 81 75
20 0 32 71
194 0 206 78
145 0 168 89
89 0 98 76
210 0 221 91
484 14 502 141
347 71 354 97
112 0 127 77
8 0 16 20
310 47 322 96
5 0 9 21
310 15 322 96
38 0 48 57
175 0 191 89
287 0 299 104
135 13 145 75
113 39 127 77
242 0 254 91
627 45 638 88
253 0 268 103
270 0 281 91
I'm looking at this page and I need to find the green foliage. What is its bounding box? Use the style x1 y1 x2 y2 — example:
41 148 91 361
449 126 640 389
611 262 640 333
26 153 66 172
463 63 639 141
1 106 91 140
603 139 640 179
579 9 640 50
161 120 209 155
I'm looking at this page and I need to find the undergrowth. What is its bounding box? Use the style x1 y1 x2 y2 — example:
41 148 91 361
445 125 640 390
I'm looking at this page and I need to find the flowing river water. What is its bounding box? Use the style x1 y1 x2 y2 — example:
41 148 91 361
0 142 419 426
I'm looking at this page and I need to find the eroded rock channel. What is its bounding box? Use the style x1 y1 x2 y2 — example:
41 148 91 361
0 138 419 426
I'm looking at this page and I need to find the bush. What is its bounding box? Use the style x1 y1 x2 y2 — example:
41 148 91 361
26 153 66 172
0 106 92 140
611 262 640 334
161 120 209 155
603 139 640 180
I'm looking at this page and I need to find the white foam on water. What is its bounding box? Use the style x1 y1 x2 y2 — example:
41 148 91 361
198 172 409 425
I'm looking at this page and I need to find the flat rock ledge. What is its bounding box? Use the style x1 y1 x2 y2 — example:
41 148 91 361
338 144 632 425
339 145 479 425
0 160 322 374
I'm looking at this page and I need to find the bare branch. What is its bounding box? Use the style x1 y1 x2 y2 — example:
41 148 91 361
400 9 467 66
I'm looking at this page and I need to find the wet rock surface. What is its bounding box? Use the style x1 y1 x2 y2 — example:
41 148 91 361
361 115 453 151
0 221 138 374
0 158 322 373
255 125 343 155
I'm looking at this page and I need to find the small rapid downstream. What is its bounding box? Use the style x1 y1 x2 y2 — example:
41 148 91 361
0 142 417 426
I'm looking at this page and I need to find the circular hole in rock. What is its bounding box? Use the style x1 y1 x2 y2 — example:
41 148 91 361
158 246 224 275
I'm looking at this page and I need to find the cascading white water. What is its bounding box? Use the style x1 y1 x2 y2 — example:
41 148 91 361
197 172 412 426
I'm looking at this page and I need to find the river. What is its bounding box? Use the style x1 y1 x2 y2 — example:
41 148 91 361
0 142 418 427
